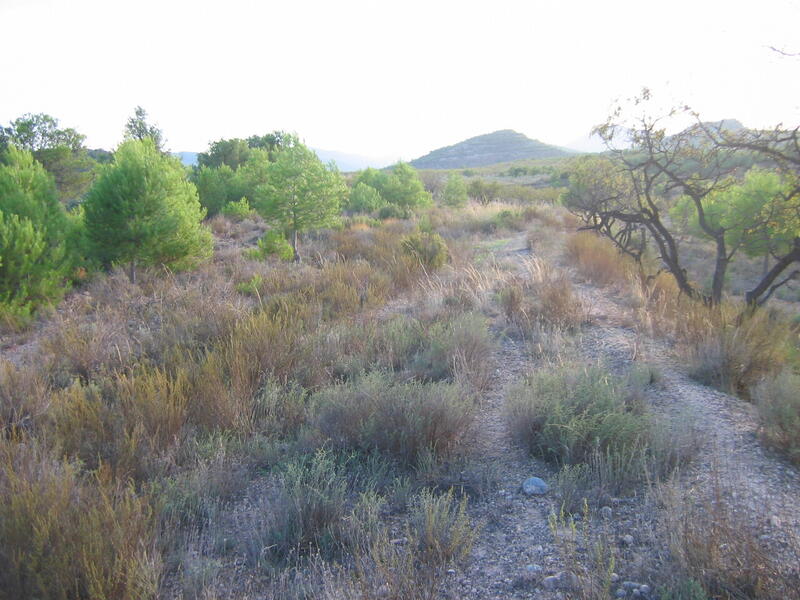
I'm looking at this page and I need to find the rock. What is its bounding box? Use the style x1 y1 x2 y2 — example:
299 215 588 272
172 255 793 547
600 506 613 520
622 581 641 590
522 476 549 496
376 584 390 598
447 569 456 575
769 515 782 527
615 588 627 598
640 584 651 595
390 537 408 545
610 573 620 583
632 590 641 597
541 571 577 591
541 575 561 591
525 564 543 574
620 534 635 546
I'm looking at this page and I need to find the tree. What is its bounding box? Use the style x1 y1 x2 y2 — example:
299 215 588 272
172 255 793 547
353 163 431 212
124 106 165 151
467 178 501 204
0 147 72 322
565 92 799 307
195 164 245 216
197 138 251 170
347 182 384 213
252 143 347 262
83 139 212 282
442 172 468 206
3 113 95 204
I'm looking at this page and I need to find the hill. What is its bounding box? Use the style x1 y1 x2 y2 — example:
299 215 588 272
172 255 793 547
410 129 572 169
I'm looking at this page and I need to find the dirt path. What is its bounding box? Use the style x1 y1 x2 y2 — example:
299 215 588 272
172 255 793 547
453 233 800 598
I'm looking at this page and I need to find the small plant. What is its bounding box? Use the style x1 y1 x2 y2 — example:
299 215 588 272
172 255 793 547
411 488 478 566
565 232 631 287
402 231 449 270
247 230 294 262
220 197 254 220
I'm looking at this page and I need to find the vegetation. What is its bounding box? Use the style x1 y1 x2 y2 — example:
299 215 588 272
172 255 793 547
83 139 213 282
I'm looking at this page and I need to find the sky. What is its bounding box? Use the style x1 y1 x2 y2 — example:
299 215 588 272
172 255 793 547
1 0 798 162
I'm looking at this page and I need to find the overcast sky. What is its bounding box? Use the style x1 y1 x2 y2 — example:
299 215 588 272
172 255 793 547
1 0 798 160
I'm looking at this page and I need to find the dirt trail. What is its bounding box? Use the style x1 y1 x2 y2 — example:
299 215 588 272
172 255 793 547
454 233 800 598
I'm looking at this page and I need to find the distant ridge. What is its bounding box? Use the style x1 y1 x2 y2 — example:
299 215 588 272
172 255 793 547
410 129 572 169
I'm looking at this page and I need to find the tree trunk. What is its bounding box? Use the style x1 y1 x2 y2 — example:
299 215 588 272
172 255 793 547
291 229 300 263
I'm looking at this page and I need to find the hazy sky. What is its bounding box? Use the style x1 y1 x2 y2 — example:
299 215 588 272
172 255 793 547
1 0 798 159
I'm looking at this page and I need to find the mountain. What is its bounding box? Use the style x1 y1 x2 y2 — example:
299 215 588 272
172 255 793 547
410 130 572 169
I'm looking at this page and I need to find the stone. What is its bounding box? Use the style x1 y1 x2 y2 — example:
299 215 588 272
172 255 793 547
390 537 408 545
640 584 651 595
525 564 543 574
376 584 390 598
610 573 620 583
522 476 549 495
541 571 577 591
600 506 613 520
620 534 635 546
541 575 561 591
622 581 640 590
769 515 782 527
632 590 641 598
615 588 627 598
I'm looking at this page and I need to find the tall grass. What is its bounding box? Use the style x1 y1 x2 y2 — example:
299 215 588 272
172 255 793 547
565 232 632 287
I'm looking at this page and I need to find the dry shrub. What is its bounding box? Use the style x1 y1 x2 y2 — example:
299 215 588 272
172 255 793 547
522 257 587 331
411 312 494 390
312 373 474 467
50 368 191 481
686 308 790 398
0 360 50 436
662 470 799 599
0 440 160 600
754 370 800 464
565 232 632 286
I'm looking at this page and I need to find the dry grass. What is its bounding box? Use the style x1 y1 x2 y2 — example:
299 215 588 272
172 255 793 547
565 232 633 287
754 370 800 464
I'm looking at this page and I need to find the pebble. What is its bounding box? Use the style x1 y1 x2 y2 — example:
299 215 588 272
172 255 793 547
640 584 651 595
600 506 613 520
769 515 782 527
615 588 627 598
522 476 549 495
610 573 620 583
389 537 408 545
620 534 635 546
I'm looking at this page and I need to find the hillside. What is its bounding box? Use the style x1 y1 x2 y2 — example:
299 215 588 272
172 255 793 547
410 129 572 169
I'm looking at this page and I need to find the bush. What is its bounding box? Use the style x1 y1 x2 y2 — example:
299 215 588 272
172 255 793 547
402 232 449 271
0 441 160 600
754 370 800 464
507 364 646 466
249 230 294 262
312 373 474 467
378 203 407 220
220 197 254 220
0 147 72 325
410 488 477 566
687 308 790 398
565 232 631 286
347 182 384 214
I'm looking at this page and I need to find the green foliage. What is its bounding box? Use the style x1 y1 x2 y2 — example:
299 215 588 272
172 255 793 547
507 364 646 465
347 182 384 213
220 197 254 220
401 231 449 270
442 172 468 207
252 143 347 261
355 163 431 211
0 147 72 323
3 113 84 151
467 178 501 204
195 164 244 216
123 106 164 151
377 204 407 220
197 138 251 170
671 168 799 259
83 139 212 281
249 230 294 262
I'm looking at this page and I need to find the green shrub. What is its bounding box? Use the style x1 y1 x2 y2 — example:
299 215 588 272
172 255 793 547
220 197 254 220
347 182 385 214
411 488 477 566
507 364 646 465
248 230 294 262
0 147 73 325
402 232 449 270
378 203 407 220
